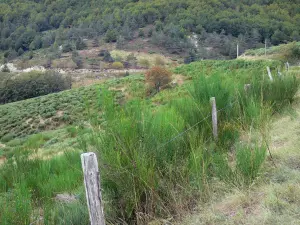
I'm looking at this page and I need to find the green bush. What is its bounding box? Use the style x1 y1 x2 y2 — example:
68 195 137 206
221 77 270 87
1 64 10 73
0 71 71 104
111 62 124 69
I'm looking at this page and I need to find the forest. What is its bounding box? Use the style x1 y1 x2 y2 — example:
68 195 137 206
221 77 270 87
0 0 300 59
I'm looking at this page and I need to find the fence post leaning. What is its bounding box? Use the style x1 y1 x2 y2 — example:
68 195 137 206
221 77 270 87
81 152 106 225
210 97 218 141
266 66 273 81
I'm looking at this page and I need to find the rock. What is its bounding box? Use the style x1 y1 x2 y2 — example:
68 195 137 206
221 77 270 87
55 193 78 203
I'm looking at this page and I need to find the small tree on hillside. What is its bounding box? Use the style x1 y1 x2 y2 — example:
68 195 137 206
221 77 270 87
1 64 10 73
145 66 172 94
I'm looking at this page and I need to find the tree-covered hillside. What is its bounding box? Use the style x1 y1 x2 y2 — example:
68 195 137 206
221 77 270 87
1 0 300 59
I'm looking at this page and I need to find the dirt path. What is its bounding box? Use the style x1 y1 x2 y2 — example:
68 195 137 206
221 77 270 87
182 97 300 224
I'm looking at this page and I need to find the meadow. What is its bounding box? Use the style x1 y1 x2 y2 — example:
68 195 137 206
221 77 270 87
0 60 299 224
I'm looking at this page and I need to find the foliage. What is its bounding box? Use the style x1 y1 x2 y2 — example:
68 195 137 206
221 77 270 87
111 62 124 69
145 66 172 93
0 74 144 140
0 0 300 58
0 71 71 104
0 61 299 224
1 64 10 73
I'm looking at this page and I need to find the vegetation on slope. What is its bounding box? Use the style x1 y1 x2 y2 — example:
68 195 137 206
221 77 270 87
1 0 300 60
243 42 300 63
0 74 145 142
0 60 299 224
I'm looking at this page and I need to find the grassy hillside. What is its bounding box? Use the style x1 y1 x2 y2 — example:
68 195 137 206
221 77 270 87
183 85 300 225
0 74 145 142
0 59 299 224
242 42 300 63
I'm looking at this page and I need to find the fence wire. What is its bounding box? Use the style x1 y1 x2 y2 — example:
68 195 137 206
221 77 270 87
157 99 239 149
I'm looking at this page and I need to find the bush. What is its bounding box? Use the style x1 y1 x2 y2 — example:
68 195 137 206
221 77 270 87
145 66 172 93
102 51 114 63
104 30 118 43
0 71 71 104
139 58 150 68
1 64 10 73
154 56 165 66
111 62 124 69
62 42 73 53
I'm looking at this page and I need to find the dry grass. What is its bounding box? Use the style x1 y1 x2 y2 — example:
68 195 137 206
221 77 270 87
181 69 300 225
110 49 176 67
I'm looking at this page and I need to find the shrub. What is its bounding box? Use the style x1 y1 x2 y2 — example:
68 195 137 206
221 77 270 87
72 51 83 69
145 66 172 93
62 42 73 53
1 64 10 73
1 133 15 143
104 29 118 43
101 51 114 63
111 62 124 69
0 71 72 104
17 48 24 56
138 29 144 37
139 58 150 68
154 56 165 66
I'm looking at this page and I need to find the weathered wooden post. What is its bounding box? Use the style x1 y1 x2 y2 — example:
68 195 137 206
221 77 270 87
286 62 290 71
277 68 282 78
237 44 239 58
244 84 251 93
81 152 105 225
266 66 273 81
210 97 218 141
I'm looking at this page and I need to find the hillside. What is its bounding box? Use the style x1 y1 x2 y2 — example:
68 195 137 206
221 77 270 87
241 41 300 63
1 0 300 64
1 59 299 224
184 87 300 225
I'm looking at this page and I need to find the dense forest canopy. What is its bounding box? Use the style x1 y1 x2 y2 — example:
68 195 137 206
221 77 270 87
0 0 300 58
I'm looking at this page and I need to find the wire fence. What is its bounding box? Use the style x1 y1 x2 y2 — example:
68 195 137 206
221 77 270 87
157 99 240 149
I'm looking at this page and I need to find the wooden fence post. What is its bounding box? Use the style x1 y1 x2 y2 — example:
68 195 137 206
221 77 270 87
237 44 239 58
244 84 251 93
266 66 273 81
81 152 105 225
286 62 290 71
210 97 218 141
277 68 282 77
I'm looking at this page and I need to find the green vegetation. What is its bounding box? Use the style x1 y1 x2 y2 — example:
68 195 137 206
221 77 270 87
244 42 300 63
0 60 299 224
1 1 300 59
0 71 71 104
0 74 145 141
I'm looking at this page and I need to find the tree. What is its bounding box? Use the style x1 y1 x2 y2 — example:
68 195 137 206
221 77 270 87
1 64 10 73
291 31 300 41
145 67 172 93
17 48 24 56
29 36 42 50
105 30 118 43
72 51 83 69
75 39 87 50
271 30 287 45
62 42 73 53
102 51 114 63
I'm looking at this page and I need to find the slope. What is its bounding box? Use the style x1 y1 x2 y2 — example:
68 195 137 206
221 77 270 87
183 68 300 225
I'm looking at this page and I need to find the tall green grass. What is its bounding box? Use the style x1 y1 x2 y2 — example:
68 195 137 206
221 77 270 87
78 65 298 223
0 60 298 224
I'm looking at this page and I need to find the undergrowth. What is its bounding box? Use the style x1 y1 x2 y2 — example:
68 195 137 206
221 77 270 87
0 60 298 224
